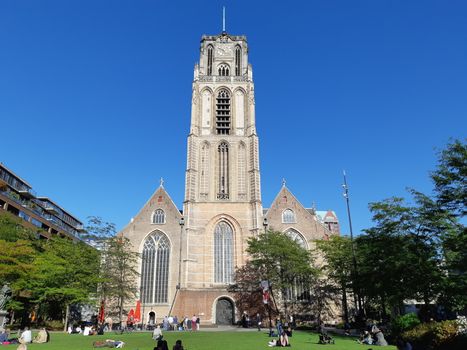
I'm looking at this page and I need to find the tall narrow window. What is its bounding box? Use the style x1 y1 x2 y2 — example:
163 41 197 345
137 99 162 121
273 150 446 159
238 142 246 199
216 89 231 135
152 209 165 224
199 142 210 199
235 46 241 76
214 221 234 283
217 142 229 200
141 231 170 304
207 45 213 76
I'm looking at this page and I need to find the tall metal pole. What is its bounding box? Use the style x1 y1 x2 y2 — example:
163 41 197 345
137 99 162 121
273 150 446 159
342 171 362 317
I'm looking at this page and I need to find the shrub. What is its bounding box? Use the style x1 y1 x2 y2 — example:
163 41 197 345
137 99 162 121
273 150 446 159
402 320 460 350
392 313 421 336
44 320 64 330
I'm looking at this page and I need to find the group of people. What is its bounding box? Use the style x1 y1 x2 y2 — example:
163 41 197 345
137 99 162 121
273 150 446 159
154 339 184 350
266 317 293 347
0 327 49 349
156 315 200 332
357 323 388 346
68 324 104 336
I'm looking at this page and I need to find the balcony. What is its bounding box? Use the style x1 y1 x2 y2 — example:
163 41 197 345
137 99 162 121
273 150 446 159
19 188 36 199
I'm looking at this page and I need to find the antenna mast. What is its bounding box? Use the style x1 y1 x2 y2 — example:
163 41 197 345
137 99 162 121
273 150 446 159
222 6 226 32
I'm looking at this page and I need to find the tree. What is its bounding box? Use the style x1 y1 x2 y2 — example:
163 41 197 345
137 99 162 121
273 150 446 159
27 237 100 330
431 139 467 217
315 235 354 323
84 216 139 324
246 230 318 318
0 212 39 318
100 236 139 324
358 197 443 320
430 139 467 312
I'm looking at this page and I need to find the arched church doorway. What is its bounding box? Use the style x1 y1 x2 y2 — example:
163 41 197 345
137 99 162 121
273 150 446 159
148 312 156 326
215 298 234 325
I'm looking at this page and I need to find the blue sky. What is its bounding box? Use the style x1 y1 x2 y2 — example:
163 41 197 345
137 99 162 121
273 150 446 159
1 0 466 234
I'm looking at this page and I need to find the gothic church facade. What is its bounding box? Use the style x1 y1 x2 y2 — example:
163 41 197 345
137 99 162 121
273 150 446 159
120 31 339 325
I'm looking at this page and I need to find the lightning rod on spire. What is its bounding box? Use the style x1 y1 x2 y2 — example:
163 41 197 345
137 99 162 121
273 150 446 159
222 6 226 32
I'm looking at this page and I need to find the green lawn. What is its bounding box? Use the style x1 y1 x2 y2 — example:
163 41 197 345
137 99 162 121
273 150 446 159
18 330 397 350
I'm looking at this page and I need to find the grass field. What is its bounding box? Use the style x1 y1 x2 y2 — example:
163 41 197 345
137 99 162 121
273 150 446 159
17 330 397 350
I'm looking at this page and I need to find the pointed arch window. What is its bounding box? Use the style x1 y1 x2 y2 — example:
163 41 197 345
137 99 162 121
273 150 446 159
216 89 231 135
207 45 213 76
141 231 171 304
218 64 230 76
199 142 210 199
217 142 229 200
237 142 247 199
152 209 165 224
214 221 234 283
285 229 307 248
235 46 242 76
282 209 296 223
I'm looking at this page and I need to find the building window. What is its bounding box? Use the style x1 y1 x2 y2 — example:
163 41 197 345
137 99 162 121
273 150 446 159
237 142 246 199
282 209 296 223
199 142 210 199
216 89 231 135
218 63 230 76
141 231 170 304
207 45 213 76
214 221 234 284
285 229 307 248
217 142 229 200
235 46 241 76
152 209 165 224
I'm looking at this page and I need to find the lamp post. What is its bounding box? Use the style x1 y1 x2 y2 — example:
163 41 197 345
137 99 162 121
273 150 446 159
263 217 268 234
168 216 185 316
342 171 362 318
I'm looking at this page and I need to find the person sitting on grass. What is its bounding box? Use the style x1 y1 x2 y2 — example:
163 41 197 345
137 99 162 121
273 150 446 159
358 330 373 345
18 327 32 344
154 339 169 350
173 339 184 350
33 328 48 343
268 331 290 347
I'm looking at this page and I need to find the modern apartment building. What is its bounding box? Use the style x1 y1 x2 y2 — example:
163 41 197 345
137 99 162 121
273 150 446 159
0 163 84 239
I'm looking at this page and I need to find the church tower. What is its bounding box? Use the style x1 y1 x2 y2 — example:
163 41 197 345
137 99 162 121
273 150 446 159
177 31 263 322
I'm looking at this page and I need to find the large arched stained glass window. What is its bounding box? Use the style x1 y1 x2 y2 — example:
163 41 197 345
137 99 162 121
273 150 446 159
141 231 170 304
214 221 234 284
285 229 307 249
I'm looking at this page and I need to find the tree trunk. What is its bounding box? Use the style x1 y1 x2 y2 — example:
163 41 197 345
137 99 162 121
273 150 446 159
119 297 123 325
63 304 70 332
342 286 349 324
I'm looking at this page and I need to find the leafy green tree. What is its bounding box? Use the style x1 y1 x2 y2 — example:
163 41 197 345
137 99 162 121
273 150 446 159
84 216 139 324
246 230 318 317
0 212 39 316
27 237 100 330
430 139 467 311
431 139 467 217
316 235 354 323
358 197 443 319
100 236 139 324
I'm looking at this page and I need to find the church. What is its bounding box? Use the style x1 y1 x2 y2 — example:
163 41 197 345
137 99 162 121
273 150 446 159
119 30 340 325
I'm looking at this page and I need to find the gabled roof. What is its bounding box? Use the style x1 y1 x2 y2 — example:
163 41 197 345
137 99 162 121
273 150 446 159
119 184 182 232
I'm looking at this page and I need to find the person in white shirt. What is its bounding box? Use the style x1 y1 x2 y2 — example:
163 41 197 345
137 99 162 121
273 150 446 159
19 327 32 344
83 326 91 336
